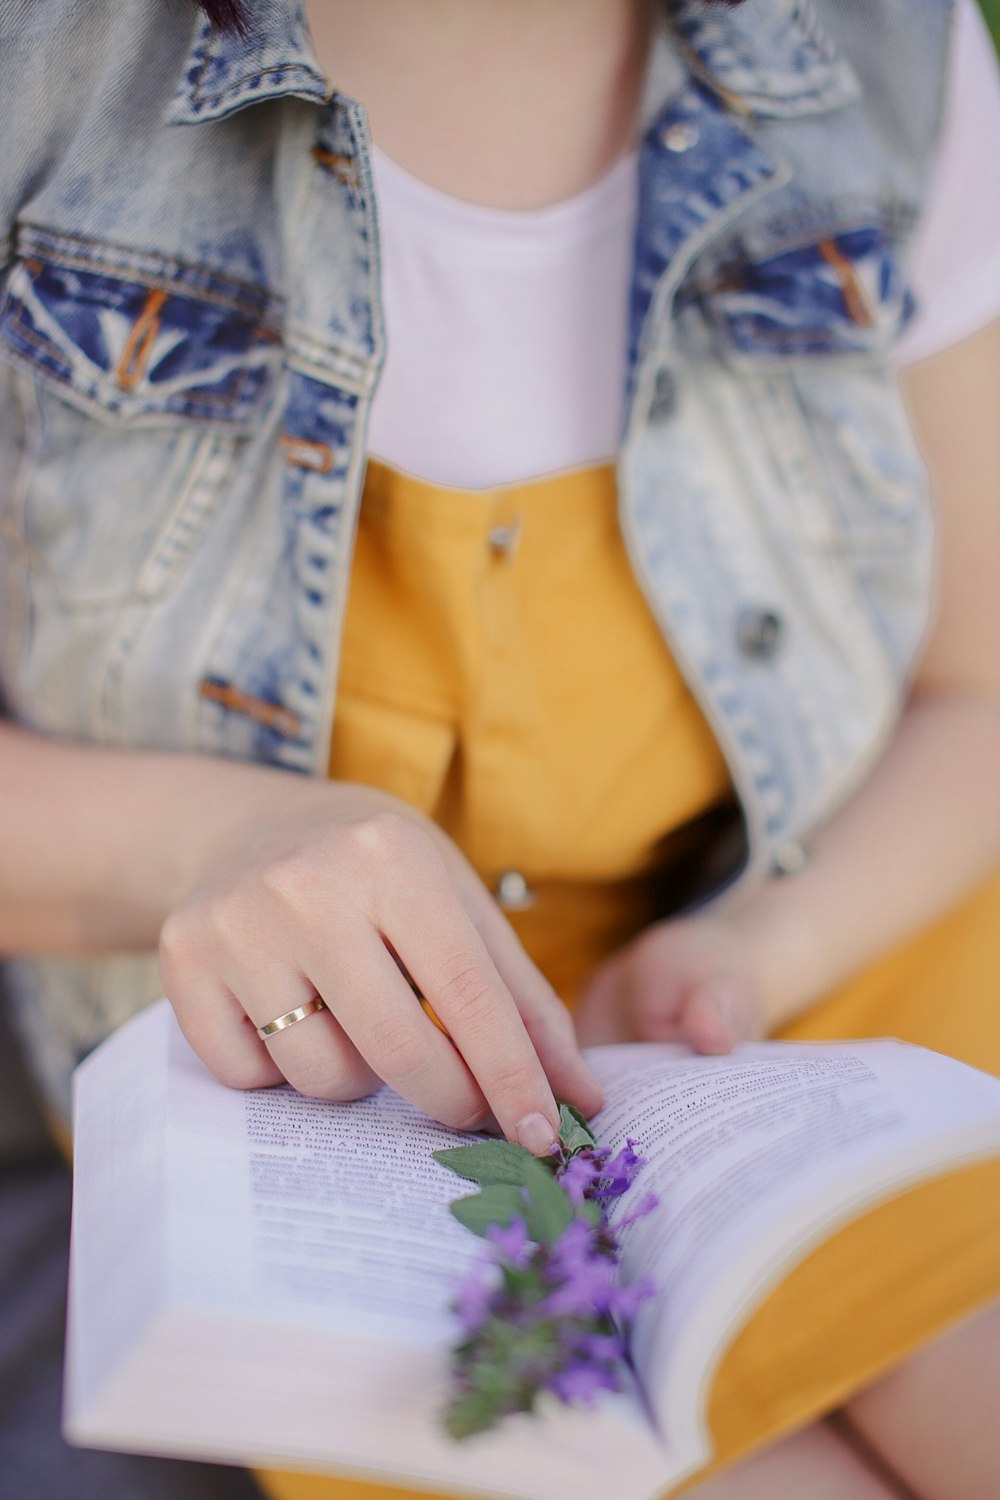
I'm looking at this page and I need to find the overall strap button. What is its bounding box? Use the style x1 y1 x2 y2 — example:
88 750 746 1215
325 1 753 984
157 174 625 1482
488 518 523 559
495 870 536 911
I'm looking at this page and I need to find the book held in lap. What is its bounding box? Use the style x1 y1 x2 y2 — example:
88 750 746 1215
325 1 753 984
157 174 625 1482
65 1000 1000 1500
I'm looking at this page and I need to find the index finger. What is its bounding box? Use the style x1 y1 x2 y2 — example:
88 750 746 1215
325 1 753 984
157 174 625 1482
385 892 562 1155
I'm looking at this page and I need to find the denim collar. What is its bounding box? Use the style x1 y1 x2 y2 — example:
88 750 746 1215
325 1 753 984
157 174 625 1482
166 0 329 124
167 0 860 127
668 0 860 118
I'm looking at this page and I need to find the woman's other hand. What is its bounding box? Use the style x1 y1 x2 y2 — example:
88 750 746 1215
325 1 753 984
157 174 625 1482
574 913 765 1053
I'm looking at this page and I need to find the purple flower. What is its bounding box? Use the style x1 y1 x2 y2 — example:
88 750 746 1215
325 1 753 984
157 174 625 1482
574 1329 625 1362
593 1141 647 1200
617 1191 661 1230
558 1152 602 1206
555 1140 648 1208
546 1361 621 1404
544 1217 596 1275
485 1216 531 1267
442 1124 658 1439
603 1275 657 1321
452 1258 497 1334
541 1258 615 1319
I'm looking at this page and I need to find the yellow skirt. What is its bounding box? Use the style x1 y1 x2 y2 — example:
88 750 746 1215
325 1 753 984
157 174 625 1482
258 459 1000 1498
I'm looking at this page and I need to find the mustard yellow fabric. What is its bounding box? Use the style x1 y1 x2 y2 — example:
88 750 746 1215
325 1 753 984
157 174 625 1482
328 459 732 1002
258 459 1000 1500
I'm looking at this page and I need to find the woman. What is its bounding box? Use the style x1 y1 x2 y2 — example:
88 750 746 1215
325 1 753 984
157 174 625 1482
1 0 999 1494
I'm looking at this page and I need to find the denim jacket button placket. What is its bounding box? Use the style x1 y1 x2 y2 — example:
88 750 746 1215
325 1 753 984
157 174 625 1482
661 120 701 153
647 369 676 423
736 608 785 661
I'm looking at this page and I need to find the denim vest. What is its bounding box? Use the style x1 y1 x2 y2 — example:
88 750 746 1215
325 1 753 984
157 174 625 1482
0 0 952 1114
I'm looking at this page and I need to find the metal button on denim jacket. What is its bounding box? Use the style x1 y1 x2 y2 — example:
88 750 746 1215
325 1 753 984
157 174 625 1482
0 0 952 1112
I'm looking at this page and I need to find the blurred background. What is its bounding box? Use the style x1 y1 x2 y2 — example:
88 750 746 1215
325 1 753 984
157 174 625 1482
983 0 999 43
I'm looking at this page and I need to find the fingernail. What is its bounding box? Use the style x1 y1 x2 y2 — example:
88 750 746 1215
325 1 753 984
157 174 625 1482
515 1112 559 1156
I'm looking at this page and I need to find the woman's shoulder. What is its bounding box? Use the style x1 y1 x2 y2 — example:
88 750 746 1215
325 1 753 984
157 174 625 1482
0 0 196 96
806 0 956 153
0 0 198 260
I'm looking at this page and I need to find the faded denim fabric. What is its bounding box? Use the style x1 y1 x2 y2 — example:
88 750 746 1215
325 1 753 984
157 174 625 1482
0 0 953 1113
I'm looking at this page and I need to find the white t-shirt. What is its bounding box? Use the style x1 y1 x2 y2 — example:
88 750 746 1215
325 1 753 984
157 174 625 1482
367 0 1000 489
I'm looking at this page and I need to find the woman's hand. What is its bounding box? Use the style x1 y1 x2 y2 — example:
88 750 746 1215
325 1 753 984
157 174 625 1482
576 317 1000 1056
159 779 603 1152
574 912 766 1052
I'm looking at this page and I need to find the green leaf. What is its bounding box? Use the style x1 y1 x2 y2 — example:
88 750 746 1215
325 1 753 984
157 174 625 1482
560 1101 594 1134
557 1102 596 1155
577 1197 604 1229
449 1183 525 1237
434 1140 538 1189
443 1391 501 1440
499 1263 538 1296
520 1156 575 1243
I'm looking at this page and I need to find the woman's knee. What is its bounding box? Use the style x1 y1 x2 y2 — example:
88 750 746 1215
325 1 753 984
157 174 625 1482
680 1416 908 1499
841 1296 1000 1500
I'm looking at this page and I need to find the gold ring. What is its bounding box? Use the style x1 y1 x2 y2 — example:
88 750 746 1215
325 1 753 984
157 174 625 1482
256 996 327 1039
419 996 452 1039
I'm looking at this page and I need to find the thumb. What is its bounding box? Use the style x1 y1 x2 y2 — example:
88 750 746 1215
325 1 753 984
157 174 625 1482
682 980 748 1055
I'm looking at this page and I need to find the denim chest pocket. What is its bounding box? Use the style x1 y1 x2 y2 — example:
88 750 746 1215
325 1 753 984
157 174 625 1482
688 227 927 556
0 242 280 612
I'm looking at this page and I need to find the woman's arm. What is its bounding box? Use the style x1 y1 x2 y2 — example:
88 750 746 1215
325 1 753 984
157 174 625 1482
0 723 289 954
0 724 602 1144
577 316 1000 1048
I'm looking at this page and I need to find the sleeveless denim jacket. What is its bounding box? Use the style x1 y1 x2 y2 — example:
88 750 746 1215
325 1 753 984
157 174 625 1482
0 0 953 1114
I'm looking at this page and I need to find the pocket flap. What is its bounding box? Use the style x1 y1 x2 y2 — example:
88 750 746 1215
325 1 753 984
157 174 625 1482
0 235 280 426
696 227 915 364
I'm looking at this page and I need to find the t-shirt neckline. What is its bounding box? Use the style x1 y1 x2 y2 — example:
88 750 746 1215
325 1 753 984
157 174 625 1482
370 143 639 254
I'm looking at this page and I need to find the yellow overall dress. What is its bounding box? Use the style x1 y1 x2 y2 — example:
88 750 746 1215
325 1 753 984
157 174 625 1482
259 459 1000 1499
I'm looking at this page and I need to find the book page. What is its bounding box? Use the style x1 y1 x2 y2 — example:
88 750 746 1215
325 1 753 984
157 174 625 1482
586 1039 1000 1458
66 997 171 1419
162 1009 489 1345
69 1002 675 1500
242 1086 466 1327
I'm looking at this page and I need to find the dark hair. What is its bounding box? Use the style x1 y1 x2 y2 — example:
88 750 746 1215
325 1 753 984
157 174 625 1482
193 0 746 35
196 0 249 32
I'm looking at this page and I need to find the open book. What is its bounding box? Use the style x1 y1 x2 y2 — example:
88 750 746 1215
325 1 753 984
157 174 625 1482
65 999 1000 1500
